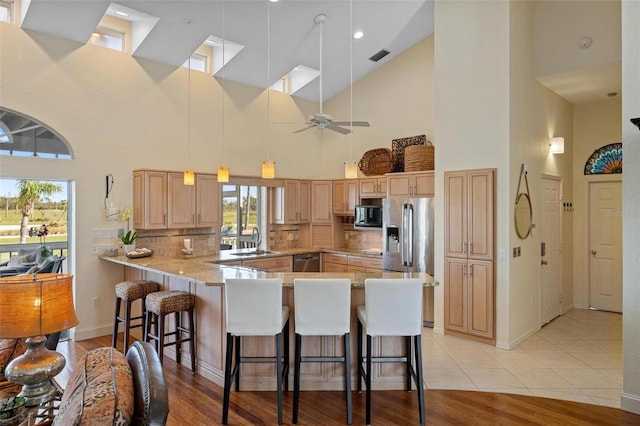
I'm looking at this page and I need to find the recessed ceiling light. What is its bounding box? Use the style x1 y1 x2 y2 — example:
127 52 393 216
353 31 364 40
115 11 129 17
269 0 279 2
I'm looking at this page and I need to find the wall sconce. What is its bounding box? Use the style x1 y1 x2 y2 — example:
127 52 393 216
183 170 195 185
549 137 564 154
217 166 229 183
344 161 358 179
262 160 275 179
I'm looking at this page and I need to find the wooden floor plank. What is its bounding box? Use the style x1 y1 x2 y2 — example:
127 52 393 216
56 336 640 425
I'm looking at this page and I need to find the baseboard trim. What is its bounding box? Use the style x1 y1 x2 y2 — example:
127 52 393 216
74 324 113 341
621 392 640 415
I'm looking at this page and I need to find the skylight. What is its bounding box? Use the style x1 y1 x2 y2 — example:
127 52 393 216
205 36 245 76
270 65 320 95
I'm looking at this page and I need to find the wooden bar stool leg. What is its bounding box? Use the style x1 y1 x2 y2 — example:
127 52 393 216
222 333 234 425
365 334 372 426
157 313 165 363
112 297 122 348
275 331 283 425
124 300 133 351
174 311 182 365
405 336 412 392
189 308 196 372
234 336 241 392
357 319 363 392
283 319 290 392
415 335 425 425
292 333 302 424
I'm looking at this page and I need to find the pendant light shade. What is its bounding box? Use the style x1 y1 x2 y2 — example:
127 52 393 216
262 160 276 179
344 161 358 179
217 166 229 182
183 170 195 185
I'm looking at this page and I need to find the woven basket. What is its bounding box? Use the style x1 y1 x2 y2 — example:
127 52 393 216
404 142 434 171
391 135 427 172
358 148 396 176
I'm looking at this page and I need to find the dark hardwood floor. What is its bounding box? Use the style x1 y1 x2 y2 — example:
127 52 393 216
56 335 640 425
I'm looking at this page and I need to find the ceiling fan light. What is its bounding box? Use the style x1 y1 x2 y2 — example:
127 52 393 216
217 166 229 182
353 31 364 40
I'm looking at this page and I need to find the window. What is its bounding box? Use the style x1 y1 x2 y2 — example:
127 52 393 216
183 53 207 73
0 108 72 159
90 27 124 52
220 185 263 250
0 0 11 23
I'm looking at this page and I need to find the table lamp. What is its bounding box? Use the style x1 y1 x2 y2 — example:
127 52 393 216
0 273 79 406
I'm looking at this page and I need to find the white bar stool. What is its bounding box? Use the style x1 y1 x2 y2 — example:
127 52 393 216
356 278 425 425
292 278 352 424
222 278 290 425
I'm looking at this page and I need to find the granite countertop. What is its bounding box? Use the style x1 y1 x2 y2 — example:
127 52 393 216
101 250 437 288
213 247 382 263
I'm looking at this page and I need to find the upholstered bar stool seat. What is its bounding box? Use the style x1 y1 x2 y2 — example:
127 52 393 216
144 290 196 373
112 280 160 351
357 278 425 425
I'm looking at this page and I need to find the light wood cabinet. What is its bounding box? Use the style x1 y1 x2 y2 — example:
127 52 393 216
272 180 310 224
444 168 495 344
348 255 383 272
133 170 167 230
310 224 333 249
387 171 434 198
134 170 220 230
195 173 220 227
311 181 333 223
333 180 359 215
359 177 387 198
242 256 292 272
323 253 349 272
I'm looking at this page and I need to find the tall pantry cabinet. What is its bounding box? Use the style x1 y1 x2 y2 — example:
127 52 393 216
444 168 495 345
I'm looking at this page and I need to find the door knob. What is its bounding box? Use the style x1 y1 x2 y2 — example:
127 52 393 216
541 260 548 265
591 250 597 255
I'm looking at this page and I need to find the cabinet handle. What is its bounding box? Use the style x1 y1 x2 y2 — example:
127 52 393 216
469 242 473 254
463 264 466 276
462 242 466 254
469 264 473 276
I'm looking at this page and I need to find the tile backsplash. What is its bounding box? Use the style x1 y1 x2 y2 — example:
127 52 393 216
269 224 300 251
136 229 216 258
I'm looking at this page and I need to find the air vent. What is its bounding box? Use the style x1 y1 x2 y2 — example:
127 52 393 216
369 49 390 62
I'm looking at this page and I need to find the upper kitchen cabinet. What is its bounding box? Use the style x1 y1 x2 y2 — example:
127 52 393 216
333 180 359 215
133 170 167 230
311 181 333 223
387 171 434 198
195 173 220 227
133 170 220 230
444 169 494 260
271 180 310 224
359 177 387 198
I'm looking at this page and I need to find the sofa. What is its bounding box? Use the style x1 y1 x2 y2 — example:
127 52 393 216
1 341 168 425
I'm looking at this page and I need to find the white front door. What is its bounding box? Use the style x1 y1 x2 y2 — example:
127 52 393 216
540 176 562 325
589 181 623 312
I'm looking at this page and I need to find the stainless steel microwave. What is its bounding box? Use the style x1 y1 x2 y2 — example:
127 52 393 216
354 205 382 228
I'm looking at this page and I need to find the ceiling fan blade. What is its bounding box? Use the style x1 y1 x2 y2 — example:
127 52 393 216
293 125 316 133
326 124 352 135
332 121 370 127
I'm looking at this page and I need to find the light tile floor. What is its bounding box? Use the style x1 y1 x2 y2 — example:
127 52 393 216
423 309 623 408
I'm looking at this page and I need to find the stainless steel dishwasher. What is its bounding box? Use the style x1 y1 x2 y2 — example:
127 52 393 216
292 253 320 272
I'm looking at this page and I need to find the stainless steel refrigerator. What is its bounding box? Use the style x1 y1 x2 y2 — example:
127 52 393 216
382 197 435 327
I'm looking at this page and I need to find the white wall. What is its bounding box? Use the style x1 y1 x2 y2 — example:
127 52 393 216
621 0 640 414
572 97 622 310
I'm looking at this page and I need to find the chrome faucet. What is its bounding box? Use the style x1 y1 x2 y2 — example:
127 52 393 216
251 227 261 248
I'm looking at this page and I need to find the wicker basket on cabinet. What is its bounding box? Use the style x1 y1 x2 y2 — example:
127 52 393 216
358 148 396 176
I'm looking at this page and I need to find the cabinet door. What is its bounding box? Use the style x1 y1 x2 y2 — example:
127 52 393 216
333 181 347 214
377 177 387 197
196 174 220 228
167 172 196 228
345 180 359 213
387 175 411 198
136 170 167 230
311 181 333 223
444 257 467 334
413 172 434 197
283 180 299 223
359 178 379 198
324 262 349 273
468 170 494 260
467 260 494 339
444 171 467 258
298 180 310 223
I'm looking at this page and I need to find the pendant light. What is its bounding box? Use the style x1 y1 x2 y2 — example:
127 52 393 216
261 0 275 179
344 0 357 179
184 18 195 185
217 3 230 183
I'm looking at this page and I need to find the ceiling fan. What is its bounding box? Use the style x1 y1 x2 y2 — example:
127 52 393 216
293 14 370 135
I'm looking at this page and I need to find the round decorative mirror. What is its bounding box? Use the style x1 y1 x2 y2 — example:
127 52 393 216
514 192 533 239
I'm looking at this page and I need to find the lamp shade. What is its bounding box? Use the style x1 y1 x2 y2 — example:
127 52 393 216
262 160 276 179
183 170 195 185
217 166 229 183
0 273 79 338
344 161 358 179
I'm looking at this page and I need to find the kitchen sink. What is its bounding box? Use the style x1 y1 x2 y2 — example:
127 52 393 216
229 250 274 256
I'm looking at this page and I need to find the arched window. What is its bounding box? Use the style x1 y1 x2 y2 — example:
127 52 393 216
0 108 72 159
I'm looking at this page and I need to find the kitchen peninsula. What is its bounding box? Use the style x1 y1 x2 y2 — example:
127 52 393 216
101 250 438 391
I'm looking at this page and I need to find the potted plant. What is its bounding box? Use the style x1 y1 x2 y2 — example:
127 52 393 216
0 396 26 425
121 230 138 254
